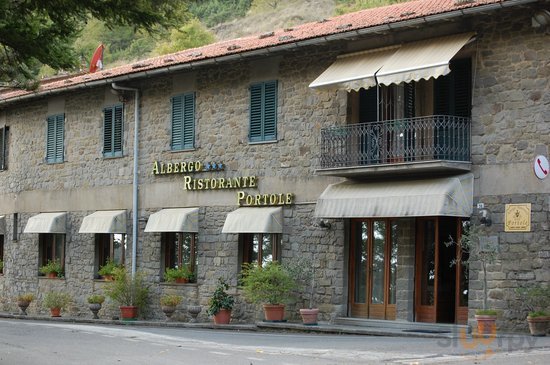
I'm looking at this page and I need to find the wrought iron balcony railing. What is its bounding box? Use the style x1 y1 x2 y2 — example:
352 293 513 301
319 115 471 169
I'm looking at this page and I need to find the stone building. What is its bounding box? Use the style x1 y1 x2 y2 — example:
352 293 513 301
0 0 548 331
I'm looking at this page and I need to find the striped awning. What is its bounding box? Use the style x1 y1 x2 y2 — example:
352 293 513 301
309 46 397 91
222 207 283 234
144 208 199 233
315 174 473 218
24 212 67 234
309 32 475 90
79 210 127 234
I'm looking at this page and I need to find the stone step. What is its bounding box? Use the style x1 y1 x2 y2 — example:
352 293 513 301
334 317 471 334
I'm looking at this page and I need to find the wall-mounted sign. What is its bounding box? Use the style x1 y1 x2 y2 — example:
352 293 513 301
152 159 295 206
152 160 224 175
505 203 531 232
183 176 257 190
238 191 293 206
534 155 549 180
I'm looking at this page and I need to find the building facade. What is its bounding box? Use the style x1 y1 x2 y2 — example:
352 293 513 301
0 0 548 331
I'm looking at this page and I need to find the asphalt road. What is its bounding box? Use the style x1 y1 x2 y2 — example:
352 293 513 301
1 319 549 364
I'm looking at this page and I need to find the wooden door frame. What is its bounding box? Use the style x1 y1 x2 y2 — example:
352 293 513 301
349 219 396 320
415 217 439 323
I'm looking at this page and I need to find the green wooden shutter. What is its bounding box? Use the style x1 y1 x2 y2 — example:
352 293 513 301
171 95 183 150
182 93 195 149
263 81 277 141
359 87 378 123
171 93 195 150
103 105 123 157
46 114 64 163
249 81 277 142
113 105 123 155
249 83 263 142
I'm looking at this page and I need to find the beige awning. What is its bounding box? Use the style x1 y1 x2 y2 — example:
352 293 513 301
222 207 283 234
309 46 398 91
315 174 473 218
79 210 127 234
0 215 5 235
376 32 475 86
144 208 199 233
24 212 67 233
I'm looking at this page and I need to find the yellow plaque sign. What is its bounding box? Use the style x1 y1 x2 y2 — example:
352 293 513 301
505 203 531 232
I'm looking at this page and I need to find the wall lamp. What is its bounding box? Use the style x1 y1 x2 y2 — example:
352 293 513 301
318 219 332 229
479 208 492 227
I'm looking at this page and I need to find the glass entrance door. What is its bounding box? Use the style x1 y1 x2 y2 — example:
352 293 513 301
350 219 396 320
415 217 467 323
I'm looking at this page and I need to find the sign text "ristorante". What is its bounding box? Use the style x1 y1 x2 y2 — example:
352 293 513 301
183 176 257 190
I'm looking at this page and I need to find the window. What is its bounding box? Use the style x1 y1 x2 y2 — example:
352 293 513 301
38 234 65 274
171 93 195 150
249 80 278 142
240 233 281 267
103 105 123 157
0 126 8 170
161 232 197 279
46 114 64 163
96 233 126 275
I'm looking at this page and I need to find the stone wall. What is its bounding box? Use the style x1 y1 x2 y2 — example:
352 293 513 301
467 9 549 332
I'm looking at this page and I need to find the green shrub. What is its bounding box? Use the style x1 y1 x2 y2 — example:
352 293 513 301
207 278 235 316
17 293 34 303
39 259 63 276
87 294 105 304
98 258 122 277
475 309 498 316
43 291 71 309
160 294 182 307
163 266 195 282
240 262 296 305
104 267 149 308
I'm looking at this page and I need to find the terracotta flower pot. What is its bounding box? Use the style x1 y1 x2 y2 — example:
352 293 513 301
119 305 138 320
50 307 61 317
299 308 319 325
475 314 497 335
527 316 549 336
47 272 58 279
175 277 189 284
263 304 285 322
213 309 231 325
102 274 114 281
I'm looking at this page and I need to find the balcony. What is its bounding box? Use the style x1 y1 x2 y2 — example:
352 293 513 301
317 115 471 178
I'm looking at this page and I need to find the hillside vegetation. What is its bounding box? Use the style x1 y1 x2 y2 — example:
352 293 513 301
48 0 410 75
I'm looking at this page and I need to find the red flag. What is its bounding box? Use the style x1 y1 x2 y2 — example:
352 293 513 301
89 44 105 73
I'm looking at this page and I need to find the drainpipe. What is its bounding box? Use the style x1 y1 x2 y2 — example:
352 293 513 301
111 82 139 278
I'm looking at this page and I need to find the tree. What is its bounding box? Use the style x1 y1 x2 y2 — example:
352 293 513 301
0 0 190 88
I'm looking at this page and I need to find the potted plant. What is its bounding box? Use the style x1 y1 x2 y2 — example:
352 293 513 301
98 258 120 281
39 259 63 278
516 285 550 336
286 255 319 325
104 267 149 320
160 294 182 320
240 261 296 322
43 291 71 317
446 223 498 334
87 294 105 319
163 265 194 283
207 278 235 325
16 293 34 315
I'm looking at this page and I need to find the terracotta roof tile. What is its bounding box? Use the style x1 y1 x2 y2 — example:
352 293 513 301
0 0 509 103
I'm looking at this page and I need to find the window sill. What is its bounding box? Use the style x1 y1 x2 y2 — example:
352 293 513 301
170 147 196 153
160 281 198 287
248 139 278 145
38 276 65 280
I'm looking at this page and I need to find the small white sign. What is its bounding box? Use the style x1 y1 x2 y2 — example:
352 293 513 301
534 155 549 180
